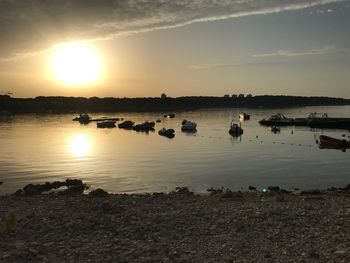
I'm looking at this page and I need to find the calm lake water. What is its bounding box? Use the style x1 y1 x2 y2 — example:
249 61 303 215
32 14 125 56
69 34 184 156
0 106 349 194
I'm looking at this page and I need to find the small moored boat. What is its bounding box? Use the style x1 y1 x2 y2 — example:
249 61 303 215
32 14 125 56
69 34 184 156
164 113 175 118
97 121 116 128
259 113 293 126
181 120 197 132
229 120 243 135
158 128 175 138
317 135 350 149
73 113 91 124
239 113 250 120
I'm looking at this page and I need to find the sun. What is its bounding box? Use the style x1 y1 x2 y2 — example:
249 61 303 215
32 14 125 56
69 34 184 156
52 42 101 85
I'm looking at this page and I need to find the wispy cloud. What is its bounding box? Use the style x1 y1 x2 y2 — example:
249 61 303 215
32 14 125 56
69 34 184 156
0 0 345 61
252 46 347 58
188 61 268 70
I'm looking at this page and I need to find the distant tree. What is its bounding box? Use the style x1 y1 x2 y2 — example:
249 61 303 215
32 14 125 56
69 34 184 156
238 94 245 98
247 94 253 98
223 94 230 98
161 93 167 99
231 94 238 98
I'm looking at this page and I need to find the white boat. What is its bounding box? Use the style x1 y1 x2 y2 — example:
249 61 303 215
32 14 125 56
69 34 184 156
181 120 197 131
229 120 243 135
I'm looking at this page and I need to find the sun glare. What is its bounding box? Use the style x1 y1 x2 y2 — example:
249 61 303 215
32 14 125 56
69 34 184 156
69 134 92 158
52 43 101 85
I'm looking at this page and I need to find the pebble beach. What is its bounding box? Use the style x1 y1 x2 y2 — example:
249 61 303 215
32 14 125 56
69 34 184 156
0 183 349 262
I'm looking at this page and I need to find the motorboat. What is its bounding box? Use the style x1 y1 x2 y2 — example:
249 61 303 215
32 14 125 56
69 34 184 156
73 113 91 124
229 120 243 135
307 112 350 129
118 121 135 130
181 120 197 132
97 121 116 128
259 113 293 126
158 128 175 138
133 121 155 132
316 135 350 149
239 113 250 120
164 113 175 118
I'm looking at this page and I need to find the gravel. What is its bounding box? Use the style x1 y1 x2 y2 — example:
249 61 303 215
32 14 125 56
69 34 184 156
0 189 349 262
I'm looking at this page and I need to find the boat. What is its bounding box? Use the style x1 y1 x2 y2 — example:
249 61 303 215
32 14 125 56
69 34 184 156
307 113 350 129
164 113 175 118
181 120 197 132
97 121 116 128
229 120 243 135
271 126 280 133
133 121 155 132
239 113 250 120
158 128 175 138
73 113 91 124
316 135 350 149
118 120 134 130
259 113 294 126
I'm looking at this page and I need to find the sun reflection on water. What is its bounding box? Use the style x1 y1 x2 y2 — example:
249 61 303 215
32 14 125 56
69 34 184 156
69 133 92 158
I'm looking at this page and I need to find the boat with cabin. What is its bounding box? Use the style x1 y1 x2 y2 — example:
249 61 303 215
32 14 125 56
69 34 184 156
181 120 197 132
259 113 294 126
229 120 243 135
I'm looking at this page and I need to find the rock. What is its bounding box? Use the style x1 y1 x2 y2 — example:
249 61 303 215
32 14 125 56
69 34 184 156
341 184 350 191
334 248 349 255
0 181 3 185
65 179 84 187
248 186 257 191
267 186 280 192
23 184 43 196
280 189 291 194
13 189 24 196
300 189 323 195
29 248 39 255
61 185 85 195
89 188 109 197
275 194 285 202
207 187 223 195
101 201 113 212
222 190 243 199
174 187 193 195
153 192 165 197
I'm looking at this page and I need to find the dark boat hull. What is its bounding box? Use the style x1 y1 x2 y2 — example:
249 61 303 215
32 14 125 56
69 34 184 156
318 135 350 149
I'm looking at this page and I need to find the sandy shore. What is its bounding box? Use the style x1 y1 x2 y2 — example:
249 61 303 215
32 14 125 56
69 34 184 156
0 186 350 262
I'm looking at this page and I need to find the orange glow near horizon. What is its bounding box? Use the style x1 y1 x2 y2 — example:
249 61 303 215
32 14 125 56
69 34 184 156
52 42 102 86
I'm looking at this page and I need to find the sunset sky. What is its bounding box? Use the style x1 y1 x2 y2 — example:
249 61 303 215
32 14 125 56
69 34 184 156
0 0 350 98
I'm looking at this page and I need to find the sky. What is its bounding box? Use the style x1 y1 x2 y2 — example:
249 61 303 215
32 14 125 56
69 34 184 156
0 0 350 98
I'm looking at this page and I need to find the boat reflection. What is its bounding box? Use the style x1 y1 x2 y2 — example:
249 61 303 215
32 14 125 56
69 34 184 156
69 133 92 158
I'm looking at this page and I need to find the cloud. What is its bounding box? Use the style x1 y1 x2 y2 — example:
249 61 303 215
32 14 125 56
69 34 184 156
252 46 347 58
0 0 345 61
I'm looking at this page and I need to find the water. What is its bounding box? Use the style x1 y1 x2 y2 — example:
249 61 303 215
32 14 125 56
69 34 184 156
0 106 349 194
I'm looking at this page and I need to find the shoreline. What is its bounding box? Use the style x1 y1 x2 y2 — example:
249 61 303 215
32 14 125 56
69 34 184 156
1 183 349 262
